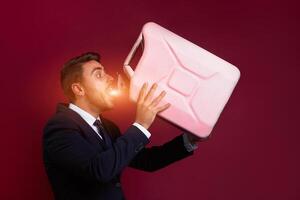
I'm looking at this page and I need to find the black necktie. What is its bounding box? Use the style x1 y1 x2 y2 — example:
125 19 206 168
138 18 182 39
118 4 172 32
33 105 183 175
93 119 110 146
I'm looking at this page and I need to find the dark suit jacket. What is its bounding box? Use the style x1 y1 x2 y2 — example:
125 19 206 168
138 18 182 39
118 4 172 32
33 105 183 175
43 103 194 200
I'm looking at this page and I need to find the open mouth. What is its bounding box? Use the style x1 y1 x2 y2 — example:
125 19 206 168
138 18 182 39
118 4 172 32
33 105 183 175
107 84 120 97
107 85 114 92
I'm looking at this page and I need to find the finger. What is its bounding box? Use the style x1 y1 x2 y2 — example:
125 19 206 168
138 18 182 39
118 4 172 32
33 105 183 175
137 82 148 103
149 90 166 108
144 83 158 103
155 103 171 113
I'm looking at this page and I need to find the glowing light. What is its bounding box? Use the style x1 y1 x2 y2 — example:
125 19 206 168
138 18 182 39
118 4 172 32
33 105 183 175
109 89 121 97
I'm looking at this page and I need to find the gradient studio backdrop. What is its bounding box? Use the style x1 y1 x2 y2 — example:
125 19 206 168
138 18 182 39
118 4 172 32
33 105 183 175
0 0 299 199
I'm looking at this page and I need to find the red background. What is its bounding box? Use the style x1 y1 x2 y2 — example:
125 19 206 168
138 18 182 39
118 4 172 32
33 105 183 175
1 0 299 199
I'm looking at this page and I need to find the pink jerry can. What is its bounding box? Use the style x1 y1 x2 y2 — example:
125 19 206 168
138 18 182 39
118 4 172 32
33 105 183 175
123 22 240 138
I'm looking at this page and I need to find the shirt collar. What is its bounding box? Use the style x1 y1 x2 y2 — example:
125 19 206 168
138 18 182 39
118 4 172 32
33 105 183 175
68 103 101 126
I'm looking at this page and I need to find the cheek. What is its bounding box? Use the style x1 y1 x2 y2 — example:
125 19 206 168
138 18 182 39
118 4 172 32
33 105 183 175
82 79 96 96
86 80 106 96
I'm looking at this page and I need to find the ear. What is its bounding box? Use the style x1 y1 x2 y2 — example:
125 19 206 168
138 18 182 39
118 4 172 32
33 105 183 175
71 82 85 97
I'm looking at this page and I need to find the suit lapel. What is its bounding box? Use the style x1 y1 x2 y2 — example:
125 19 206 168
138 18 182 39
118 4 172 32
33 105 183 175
56 103 109 148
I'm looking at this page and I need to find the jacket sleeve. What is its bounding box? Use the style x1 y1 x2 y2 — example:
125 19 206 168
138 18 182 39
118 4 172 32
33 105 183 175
43 116 149 184
128 134 194 172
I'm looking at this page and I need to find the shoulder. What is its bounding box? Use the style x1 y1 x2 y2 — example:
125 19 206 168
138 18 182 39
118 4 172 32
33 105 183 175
43 111 80 137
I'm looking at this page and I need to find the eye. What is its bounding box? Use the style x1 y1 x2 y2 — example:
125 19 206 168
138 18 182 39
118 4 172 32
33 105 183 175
96 72 102 79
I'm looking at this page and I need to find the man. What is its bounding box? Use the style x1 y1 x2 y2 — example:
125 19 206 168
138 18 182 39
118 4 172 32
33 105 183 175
43 52 203 200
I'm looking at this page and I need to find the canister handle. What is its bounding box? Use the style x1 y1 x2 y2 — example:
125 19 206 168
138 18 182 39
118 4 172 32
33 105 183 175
123 33 143 79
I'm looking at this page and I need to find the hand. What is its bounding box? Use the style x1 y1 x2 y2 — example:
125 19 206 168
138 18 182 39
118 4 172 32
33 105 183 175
135 82 171 129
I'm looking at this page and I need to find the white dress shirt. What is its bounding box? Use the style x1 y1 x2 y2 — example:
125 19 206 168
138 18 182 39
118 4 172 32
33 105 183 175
68 103 198 152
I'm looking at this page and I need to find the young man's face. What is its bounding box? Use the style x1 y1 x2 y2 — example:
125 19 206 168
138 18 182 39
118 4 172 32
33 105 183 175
80 60 115 111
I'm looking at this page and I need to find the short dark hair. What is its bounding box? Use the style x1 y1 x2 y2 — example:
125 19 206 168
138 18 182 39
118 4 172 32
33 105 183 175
60 52 100 101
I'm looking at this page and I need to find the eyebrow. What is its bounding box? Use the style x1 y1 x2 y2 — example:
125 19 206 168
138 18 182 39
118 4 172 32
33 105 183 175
90 66 104 75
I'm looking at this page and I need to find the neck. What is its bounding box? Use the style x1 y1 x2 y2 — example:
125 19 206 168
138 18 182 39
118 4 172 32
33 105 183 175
72 100 101 119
